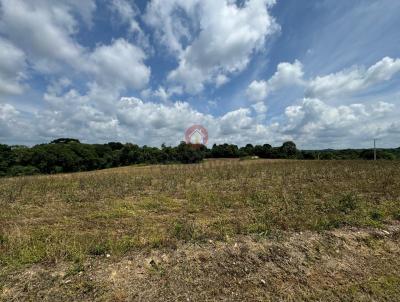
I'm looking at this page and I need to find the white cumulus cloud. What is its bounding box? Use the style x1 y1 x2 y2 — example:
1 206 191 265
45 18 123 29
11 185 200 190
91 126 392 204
306 57 400 99
88 39 151 90
145 0 279 94
247 60 304 102
283 98 399 148
0 38 27 95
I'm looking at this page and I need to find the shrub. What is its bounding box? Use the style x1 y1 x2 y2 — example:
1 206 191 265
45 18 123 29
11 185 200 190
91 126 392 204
370 210 384 221
337 194 358 214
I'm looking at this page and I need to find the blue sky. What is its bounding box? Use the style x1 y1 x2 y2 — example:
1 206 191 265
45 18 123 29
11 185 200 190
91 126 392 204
0 0 400 148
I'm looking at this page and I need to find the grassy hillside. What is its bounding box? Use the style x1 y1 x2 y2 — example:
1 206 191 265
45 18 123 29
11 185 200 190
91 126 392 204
1 160 400 301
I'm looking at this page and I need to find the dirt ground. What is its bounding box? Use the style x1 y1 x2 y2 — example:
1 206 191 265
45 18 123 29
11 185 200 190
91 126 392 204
2 223 400 302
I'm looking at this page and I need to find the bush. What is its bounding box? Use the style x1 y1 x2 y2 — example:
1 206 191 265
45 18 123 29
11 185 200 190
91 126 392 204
8 165 39 176
370 210 384 221
337 194 358 214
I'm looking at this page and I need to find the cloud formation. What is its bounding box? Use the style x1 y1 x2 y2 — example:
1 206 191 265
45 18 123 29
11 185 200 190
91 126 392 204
146 0 279 93
0 0 150 91
2 87 397 149
283 98 398 148
248 57 400 103
247 60 304 102
88 39 150 90
0 38 27 95
306 57 400 99
0 0 88 72
0 0 399 149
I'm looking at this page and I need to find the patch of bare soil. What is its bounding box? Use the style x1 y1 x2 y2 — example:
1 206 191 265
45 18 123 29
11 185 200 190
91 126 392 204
2 223 400 302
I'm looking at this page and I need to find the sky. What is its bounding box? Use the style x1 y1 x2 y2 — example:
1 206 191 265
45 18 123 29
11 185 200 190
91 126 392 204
0 0 400 149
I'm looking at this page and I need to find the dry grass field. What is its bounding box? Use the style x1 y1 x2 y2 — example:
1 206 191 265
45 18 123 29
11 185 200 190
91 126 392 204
1 159 400 301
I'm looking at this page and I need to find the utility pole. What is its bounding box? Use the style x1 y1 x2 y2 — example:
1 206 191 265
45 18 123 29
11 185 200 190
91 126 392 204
373 139 377 161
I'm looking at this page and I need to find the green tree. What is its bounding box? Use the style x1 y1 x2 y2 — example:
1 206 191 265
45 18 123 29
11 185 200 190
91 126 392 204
280 141 298 158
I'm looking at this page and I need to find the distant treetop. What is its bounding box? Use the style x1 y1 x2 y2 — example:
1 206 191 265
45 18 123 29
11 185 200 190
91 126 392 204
50 138 81 144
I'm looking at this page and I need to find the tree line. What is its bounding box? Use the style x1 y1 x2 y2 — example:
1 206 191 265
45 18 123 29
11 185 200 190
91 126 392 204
0 138 399 177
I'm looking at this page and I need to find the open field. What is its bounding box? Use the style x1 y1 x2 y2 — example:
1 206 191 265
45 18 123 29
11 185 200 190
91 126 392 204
1 159 400 301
